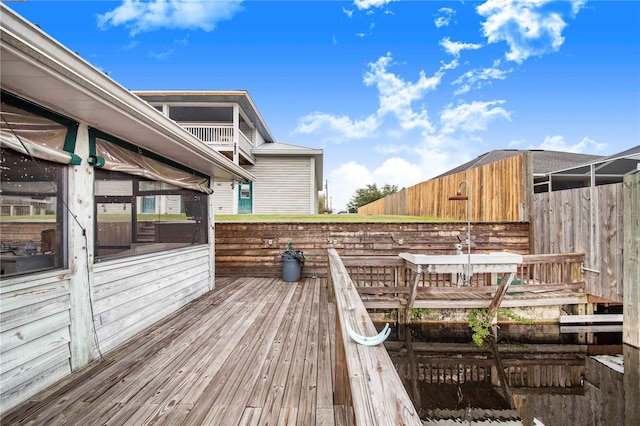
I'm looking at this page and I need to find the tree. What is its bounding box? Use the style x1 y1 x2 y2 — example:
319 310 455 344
347 183 398 213
318 194 330 214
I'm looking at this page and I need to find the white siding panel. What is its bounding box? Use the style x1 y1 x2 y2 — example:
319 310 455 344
1 351 71 415
92 245 211 353
0 272 72 414
164 195 182 214
249 157 312 214
212 181 234 214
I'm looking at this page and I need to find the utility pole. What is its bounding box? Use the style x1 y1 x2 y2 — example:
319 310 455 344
325 179 331 213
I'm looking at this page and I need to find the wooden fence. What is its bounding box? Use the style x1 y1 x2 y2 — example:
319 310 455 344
623 175 639 348
358 153 532 222
531 181 626 302
214 222 530 278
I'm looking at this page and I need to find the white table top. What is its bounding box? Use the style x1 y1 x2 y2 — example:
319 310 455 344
399 252 523 266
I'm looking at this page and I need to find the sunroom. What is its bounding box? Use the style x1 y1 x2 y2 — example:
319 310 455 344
0 4 253 414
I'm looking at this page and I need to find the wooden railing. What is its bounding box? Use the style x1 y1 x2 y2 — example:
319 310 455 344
181 124 255 163
327 249 422 425
237 129 253 158
182 124 234 145
340 252 587 318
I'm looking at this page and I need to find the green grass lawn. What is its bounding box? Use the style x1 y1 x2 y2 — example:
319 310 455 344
214 214 446 222
1 213 446 223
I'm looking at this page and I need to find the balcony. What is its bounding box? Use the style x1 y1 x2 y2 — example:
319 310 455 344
181 124 255 165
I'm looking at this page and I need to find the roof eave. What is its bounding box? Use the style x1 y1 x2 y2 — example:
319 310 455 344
0 4 253 183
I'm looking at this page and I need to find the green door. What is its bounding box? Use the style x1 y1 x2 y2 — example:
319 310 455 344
141 196 156 213
238 182 252 214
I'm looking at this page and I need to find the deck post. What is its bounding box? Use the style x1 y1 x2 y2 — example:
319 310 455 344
487 272 516 324
67 124 96 369
401 263 422 324
396 263 410 324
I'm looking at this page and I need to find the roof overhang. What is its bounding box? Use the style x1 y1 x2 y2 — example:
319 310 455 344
132 90 276 144
0 4 254 183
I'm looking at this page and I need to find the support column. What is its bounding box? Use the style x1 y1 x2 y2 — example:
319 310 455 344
67 124 96 369
208 189 215 292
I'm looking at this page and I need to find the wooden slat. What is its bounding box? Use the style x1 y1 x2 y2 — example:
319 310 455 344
1 277 256 424
559 314 623 324
316 280 335 414
328 249 422 425
196 281 298 425
623 174 639 348
2 277 345 425
255 279 315 426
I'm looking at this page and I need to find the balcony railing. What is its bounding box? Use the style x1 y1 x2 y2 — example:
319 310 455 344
237 129 253 159
182 124 234 145
181 124 255 163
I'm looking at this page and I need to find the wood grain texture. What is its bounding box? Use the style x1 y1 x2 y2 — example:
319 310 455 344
359 154 528 222
328 249 422 426
215 221 530 279
623 175 639 348
2 277 340 426
531 183 626 303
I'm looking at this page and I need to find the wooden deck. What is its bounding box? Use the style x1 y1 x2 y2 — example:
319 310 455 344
2 277 347 426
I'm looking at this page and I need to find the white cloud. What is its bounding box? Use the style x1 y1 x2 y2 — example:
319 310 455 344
122 40 139 50
356 22 376 38
343 7 354 18
327 158 425 211
149 48 174 60
327 162 372 211
452 66 510 95
97 0 244 35
440 37 482 58
354 0 395 11
295 53 443 140
571 0 588 15
374 143 410 155
372 157 424 189
414 143 464 178
363 53 442 132
294 112 380 142
476 0 580 63
440 100 511 135
434 7 455 28
533 135 607 153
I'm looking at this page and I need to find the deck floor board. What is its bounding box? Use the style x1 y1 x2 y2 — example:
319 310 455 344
3 277 336 426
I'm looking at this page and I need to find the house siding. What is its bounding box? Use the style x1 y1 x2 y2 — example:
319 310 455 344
0 272 73 413
212 182 234 214
92 246 211 353
249 156 314 214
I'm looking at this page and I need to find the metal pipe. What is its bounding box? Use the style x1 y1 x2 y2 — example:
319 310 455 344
449 180 472 284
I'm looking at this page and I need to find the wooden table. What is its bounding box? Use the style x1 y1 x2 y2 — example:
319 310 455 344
398 252 523 323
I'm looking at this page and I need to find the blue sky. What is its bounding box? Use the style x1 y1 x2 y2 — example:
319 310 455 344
7 0 640 211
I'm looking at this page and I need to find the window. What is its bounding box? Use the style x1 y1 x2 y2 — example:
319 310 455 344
1 92 76 278
0 148 66 276
240 183 251 199
94 169 208 261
